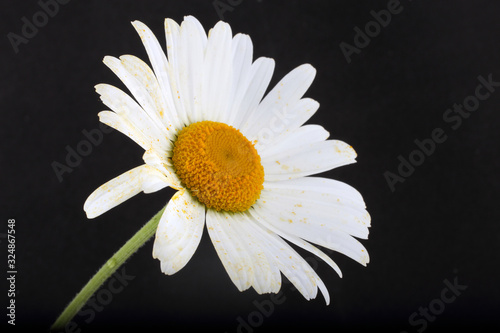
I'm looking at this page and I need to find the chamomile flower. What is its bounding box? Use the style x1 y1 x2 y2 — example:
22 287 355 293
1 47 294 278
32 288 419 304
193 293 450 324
84 16 370 304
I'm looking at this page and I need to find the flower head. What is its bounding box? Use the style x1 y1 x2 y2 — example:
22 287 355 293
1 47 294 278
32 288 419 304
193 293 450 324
84 16 370 304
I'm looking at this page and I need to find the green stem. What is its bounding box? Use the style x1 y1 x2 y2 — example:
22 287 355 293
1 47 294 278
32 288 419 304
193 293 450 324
51 206 166 331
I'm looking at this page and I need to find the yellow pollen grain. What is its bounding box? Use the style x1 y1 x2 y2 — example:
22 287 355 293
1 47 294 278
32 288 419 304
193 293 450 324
172 121 264 212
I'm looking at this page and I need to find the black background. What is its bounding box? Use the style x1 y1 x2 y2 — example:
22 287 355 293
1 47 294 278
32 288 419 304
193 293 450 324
1 0 499 332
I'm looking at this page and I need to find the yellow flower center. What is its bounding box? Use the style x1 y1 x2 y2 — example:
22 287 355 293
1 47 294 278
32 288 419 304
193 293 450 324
172 121 264 212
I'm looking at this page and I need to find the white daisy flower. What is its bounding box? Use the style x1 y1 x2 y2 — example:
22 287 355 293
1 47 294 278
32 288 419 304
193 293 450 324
84 16 370 304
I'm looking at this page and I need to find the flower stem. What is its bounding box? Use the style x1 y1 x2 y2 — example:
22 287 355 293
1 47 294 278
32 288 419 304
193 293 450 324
51 206 166 331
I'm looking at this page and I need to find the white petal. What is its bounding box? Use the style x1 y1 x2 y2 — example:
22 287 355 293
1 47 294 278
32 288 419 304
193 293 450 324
226 33 253 126
142 149 182 189
255 189 370 266
206 211 283 295
103 56 173 142
232 57 275 130
152 189 205 274
243 214 324 302
264 176 367 211
132 20 183 130
241 64 316 139
258 124 329 159
251 208 342 279
253 98 320 152
164 18 188 126
98 110 148 151
233 212 282 294
206 209 253 291
95 84 168 153
165 17 207 125
201 21 233 123
207 207 331 302
118 54 176 141
84 165 171 219
262 139 357 181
